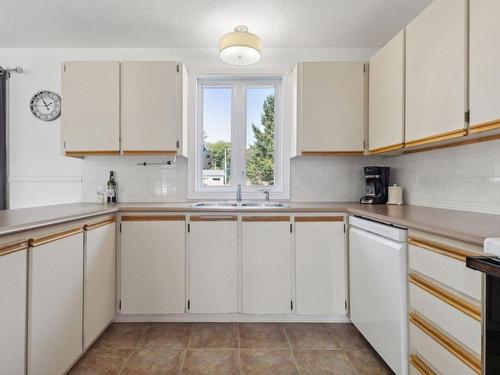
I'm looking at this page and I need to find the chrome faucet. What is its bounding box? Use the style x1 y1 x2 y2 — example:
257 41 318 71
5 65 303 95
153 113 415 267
236 184 242 202
260 188 270 203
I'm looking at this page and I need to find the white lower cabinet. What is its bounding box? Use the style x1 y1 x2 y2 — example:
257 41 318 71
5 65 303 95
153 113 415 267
0 241 28 375
242 217 292 315
189 216 238 313
120 216 185 314
84 219 116 348
28 229 84 375
295 217 346 315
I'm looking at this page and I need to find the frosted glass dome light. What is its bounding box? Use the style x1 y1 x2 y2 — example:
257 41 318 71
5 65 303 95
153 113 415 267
219 26 262 65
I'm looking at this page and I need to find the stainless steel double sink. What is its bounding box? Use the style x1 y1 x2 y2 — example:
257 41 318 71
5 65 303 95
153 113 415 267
192 201 289 208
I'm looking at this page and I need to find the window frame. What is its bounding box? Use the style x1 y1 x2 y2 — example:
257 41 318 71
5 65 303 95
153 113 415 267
193 76 285 197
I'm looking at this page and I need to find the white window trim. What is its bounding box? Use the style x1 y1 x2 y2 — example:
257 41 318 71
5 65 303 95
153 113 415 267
187 70 291 201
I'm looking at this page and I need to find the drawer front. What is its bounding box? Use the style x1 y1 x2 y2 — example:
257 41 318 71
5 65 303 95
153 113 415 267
409 313 480 375
409 280 481 354
409 244 481 300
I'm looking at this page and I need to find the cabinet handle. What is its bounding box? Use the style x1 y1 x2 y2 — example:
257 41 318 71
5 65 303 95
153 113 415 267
408 236 478 262
190 215 237 222
30 226 84 247
409 354 436 375
0 239 29 257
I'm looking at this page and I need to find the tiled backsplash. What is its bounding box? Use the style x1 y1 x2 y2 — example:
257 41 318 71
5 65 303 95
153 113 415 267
82 156 187 203
81 139 500 215
388 139 500 214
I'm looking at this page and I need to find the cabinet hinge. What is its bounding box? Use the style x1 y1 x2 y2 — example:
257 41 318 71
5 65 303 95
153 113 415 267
119 300 122 310
343 224 346 233
290 223 293 233
63 141 66 149
465 110 470 123
187 300 190 310
119 223 122 233
176 140 180 149
363 140 366 150
176 64 180 73
63 64 66 73
363 64 366 73
290 300 294 310
187 223 190 233
344 300 347 310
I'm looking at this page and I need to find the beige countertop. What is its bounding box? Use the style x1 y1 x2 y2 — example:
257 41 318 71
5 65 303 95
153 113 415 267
0 202 499 246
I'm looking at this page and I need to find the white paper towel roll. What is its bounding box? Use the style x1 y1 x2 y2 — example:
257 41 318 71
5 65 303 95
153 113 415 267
387 185 403 205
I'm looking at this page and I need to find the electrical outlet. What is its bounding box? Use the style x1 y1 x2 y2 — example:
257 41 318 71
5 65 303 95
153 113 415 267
411 175 419 188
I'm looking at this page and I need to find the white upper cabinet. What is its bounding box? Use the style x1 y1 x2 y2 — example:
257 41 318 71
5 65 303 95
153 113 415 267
293 62 366 156
295 217 346 316
84 219 116 349
61 61 120 155
120 216 185 314
0 243 28 375
405 0 467 147
189 217 238 313
469 0 500 133
121 62 186 155
368 31 405 154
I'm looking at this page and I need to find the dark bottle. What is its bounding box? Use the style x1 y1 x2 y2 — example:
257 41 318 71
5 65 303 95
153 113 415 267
107 171 117 203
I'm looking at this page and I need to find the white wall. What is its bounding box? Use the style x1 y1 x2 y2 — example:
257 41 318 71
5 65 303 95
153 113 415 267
1 47 376 208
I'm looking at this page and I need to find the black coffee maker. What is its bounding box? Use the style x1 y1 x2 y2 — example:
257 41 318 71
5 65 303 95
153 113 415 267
360 166 390 204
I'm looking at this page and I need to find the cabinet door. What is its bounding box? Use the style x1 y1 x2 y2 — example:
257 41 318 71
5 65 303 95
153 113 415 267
189 217 238 313
121 62 180 154
121 216 185 314
61 61 120 154
28 231 84 375
242 217 292 314
298 62 366 154
369 31 405 153
84 220 116 348
295 217 346 316
405 0 467 146
0 244 28 375
469 0 500 132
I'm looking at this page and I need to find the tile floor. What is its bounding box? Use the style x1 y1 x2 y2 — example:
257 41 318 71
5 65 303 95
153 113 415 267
69 322 394 374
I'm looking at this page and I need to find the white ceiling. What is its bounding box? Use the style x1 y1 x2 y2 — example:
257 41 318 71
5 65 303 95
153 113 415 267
0 0 432 48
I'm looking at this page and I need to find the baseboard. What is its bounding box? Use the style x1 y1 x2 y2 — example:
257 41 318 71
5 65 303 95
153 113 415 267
114 313 351 323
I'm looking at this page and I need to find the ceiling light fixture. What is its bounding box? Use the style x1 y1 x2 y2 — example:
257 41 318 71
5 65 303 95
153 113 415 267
219 25 262 66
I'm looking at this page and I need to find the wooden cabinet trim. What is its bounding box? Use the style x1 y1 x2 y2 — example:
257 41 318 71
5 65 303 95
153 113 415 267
29 227 84 247
408 272 481 321
242 216 290 222
301 151 364 156
409 312 481 374
405 129 466 148
0 239 29 256
469 119 500 134
121 215 185 222
122 150 177 156
369 143 404 155
190 216 238 222
408 236 478 262
64 151 120 157
404 132 500 155
85 217 116 231
295 216 344 222
409 354 436 375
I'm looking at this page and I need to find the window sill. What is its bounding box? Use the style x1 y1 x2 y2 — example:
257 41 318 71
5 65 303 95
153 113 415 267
187 190 290 201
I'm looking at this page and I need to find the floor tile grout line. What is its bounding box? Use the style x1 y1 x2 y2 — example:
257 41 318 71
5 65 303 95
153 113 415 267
117 322 149 374
237 323 241 375
283 325 300 374
178 323 193 374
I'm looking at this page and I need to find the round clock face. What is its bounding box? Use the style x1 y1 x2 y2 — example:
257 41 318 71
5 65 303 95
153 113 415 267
30 91 61 121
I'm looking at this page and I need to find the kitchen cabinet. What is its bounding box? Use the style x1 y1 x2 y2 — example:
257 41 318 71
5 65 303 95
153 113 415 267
469 0 500 134
405 0 467 147
0 240 28 374
295 217 346 316
84 218 116 348
292 62 366 156
61 61 120 156
120 215 185 314
242 216 292 314
368 31 405 154
28 227 84 375
188 216 238 313
121 62 187 156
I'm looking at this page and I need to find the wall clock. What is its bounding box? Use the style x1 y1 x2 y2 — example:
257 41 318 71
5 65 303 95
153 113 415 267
30 91 61 121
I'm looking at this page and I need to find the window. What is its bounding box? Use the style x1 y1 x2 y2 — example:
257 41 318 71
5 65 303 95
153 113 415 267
195 77 283 196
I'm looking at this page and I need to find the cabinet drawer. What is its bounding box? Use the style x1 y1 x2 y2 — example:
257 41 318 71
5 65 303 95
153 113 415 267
408 238 481 300
409 273 481 354
409 313 480 375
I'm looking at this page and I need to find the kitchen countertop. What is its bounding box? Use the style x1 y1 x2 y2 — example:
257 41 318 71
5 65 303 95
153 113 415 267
0 202 499 246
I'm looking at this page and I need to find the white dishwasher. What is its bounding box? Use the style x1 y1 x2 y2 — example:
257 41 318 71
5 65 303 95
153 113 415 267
349 215 408 375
